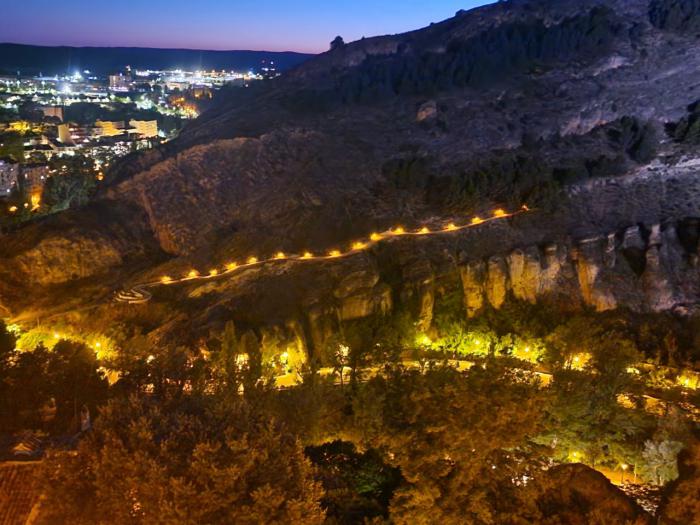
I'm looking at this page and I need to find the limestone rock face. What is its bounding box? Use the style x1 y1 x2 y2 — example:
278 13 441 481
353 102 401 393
574 237 618 311
12 236 123 286
417 285 435 333
334 267 381 299
307 305 339 356
485 256 508 309
339 283 392 321
540 244 568 295
453 220 700 318
460 262 486 317
508 247 541 303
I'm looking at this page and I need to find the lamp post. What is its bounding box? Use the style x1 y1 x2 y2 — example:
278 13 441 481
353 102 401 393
620 463 628 484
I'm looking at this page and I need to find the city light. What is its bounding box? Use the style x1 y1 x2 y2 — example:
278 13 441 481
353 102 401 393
247 256 258 265
471 217 484 225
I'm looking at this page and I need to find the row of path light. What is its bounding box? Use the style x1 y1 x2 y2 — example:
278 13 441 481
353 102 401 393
115 206 530 304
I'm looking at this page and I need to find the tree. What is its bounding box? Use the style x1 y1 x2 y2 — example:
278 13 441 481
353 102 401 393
39 396 326 525
349 364 547 524
46 340 110 432
0 339 108 433
640 439 683 486
330 36 345 51
659 439 700 525
43 155 97 211
306 440 402 523
211 321 244 396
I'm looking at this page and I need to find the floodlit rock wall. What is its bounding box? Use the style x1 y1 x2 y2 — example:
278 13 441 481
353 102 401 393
457 219 700 318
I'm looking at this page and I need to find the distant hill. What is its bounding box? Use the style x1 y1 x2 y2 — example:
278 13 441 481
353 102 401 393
0 43 314 76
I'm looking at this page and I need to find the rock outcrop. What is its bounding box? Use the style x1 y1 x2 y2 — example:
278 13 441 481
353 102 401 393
457 220 700 318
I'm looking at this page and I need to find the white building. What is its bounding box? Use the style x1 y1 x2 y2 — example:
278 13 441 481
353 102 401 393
109 74 130 92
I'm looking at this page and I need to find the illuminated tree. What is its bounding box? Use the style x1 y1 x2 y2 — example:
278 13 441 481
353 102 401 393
350 364 547 524
211 321 244 396
640 439 683 485
39 396 326 525
535 328 651 468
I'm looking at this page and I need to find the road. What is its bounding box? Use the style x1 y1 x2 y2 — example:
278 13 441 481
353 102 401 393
115 206 531 304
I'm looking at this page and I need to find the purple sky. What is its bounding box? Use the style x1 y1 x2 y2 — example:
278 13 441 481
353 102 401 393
1 1 493 53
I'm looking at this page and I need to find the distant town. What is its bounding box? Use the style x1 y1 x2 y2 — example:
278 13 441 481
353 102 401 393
0 62 279 222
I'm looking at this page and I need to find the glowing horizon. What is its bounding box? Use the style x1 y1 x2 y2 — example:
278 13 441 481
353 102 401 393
2 1 493 54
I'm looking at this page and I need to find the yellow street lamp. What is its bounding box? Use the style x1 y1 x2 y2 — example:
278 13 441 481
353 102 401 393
187 269 199 279
226 262 238 271
370 233 382 241
275 252 286 260
445 223 457 231
418 226 430 234
246 256 258 265
620 463 628 484
493 208 506 217
352 241 367 250
471 216 484 225
301 251 313 259
328 249 341 258
209 269 218 276
161 276 172 284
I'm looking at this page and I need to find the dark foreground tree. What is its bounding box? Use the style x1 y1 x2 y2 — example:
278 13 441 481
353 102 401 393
38 396 326 525
659 439 700 525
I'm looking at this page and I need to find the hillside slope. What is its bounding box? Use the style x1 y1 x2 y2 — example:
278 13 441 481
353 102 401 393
3 0 700 345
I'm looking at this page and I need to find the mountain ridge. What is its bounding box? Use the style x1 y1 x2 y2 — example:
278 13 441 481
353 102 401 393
0 43 314 75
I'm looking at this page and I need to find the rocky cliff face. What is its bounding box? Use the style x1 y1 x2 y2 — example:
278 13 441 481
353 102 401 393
460 220 700 317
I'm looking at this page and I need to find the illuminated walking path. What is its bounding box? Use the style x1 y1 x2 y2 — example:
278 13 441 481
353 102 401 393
115 206 531 304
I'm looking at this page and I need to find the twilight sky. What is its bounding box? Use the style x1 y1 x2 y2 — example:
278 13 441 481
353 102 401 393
1 0 493 54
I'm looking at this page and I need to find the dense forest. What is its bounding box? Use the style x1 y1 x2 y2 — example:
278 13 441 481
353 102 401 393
2 296 699 524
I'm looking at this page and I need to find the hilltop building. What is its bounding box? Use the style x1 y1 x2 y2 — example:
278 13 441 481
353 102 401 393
57 123 73 144
109 73 130 92
94 120 126 137
41 106 64 122
129 119 158 138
